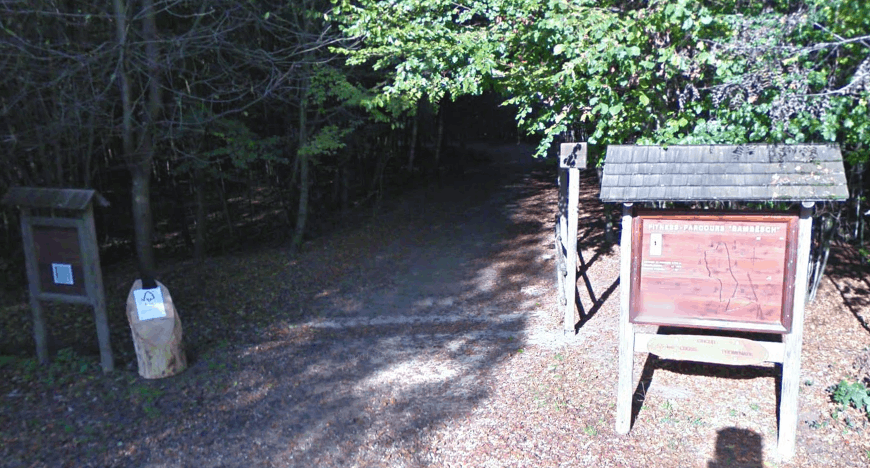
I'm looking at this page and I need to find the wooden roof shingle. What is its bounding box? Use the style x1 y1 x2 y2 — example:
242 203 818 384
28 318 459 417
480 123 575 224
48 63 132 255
599 144 849 203
1 187 109 211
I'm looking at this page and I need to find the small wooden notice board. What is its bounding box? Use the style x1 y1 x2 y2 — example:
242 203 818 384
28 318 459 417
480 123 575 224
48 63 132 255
597 144 850 461
1 187 113 372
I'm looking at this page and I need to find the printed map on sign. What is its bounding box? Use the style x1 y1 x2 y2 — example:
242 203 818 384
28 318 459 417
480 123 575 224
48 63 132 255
634 215 795 330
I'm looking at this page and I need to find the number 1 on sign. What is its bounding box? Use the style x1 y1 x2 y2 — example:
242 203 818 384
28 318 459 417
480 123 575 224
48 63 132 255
650 233 662 256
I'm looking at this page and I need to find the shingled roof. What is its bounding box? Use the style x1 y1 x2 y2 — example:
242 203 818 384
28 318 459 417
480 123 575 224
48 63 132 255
599 144 849 203
1 187 109 211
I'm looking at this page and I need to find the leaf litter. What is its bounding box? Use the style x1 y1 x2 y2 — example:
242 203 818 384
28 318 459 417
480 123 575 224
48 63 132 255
0 143 869 467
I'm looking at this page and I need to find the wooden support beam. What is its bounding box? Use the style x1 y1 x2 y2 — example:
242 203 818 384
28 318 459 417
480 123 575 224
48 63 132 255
616 203 635 434
35 292 92 305
20 209 48 365
634 333 785 363
777 202 814 460
81 207 113 372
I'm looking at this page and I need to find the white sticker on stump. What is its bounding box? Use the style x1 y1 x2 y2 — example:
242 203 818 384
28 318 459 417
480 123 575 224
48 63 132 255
650 233 663 256
51 263 74 285
134 287 166 321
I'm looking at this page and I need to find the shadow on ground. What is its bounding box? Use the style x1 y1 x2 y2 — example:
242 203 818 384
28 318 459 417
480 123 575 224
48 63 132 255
0 143 559 467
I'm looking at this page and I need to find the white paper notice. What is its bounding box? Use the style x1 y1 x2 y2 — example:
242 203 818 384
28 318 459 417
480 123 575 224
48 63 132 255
134 287 166 321
51 263 74 285
650 233 663 256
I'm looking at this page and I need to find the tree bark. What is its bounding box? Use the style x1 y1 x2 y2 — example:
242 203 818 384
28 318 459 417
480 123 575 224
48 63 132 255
407 107 419 172
131 163 156 281
194 166 207 260
291 85 310 251
113 0 158 282
434 103 444 171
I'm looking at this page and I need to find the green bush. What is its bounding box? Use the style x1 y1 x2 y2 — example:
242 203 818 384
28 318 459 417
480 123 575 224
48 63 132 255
831 379 870 420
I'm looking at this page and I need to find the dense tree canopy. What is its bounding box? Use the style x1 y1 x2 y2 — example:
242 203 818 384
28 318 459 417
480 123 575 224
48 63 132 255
338 0 870 161
1 0 867 283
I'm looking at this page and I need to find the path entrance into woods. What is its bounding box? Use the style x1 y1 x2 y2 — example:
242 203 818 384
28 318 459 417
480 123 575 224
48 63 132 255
2 144 869 467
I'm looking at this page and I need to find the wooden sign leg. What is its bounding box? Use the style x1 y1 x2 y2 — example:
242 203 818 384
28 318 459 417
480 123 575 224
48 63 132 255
564 167 580 334
81 209 114 372
29 297 49 364
616 203 635 434
20 211 49 364
777 202 813 460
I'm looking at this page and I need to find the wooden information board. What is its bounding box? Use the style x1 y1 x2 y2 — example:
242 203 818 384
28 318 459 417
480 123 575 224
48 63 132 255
630 211 799 333
32 225 87 296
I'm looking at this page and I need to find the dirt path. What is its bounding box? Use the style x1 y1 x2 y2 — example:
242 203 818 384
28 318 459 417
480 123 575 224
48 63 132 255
239 144 567 466
2 143 870 467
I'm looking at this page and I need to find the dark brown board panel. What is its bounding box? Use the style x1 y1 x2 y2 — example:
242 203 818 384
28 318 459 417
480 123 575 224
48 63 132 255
32 225 86 296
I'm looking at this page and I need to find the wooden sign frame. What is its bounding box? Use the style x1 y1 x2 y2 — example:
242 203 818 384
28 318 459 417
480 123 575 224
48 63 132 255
629 209 800 333
615 202 814 461
2 188 113 373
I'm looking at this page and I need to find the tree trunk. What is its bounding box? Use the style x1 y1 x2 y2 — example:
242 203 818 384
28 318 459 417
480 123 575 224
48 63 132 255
218 177 235 238
407 108 419 172
340 166 350 214
434 103 444 171
173 177 194 251
808 212 836 304
194 166 206 260
291 57 311 251
292 149 309 251
131 163 156 281
114 0 158 283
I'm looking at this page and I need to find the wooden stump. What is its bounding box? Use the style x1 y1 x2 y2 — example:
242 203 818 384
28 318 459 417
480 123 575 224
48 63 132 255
125 280 187 379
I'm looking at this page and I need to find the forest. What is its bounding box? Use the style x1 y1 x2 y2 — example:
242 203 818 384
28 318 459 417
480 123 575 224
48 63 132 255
2 1 870 466
1 0 868 287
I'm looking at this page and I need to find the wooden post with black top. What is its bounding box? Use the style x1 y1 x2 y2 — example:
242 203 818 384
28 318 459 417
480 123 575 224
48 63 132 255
557 142 586 335
598 144 849 461
2 187 113 372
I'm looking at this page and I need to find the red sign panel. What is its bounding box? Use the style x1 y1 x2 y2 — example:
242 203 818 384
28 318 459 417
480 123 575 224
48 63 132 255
630 210 799 333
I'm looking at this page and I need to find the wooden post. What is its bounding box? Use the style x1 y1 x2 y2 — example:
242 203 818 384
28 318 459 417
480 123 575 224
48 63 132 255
19 208 48 365
564 166 579 334
80 206 114 372
777 202 814 460
616 203 635 434
559 142 586 335
557 168 568 306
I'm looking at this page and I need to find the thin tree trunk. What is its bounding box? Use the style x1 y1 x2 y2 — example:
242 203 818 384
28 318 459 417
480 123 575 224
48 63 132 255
808 212 836 304
218 177 235 238
113 0 154 281
131 163 156 281
291 79 310 251
194 166 206 260
138 0 160 285
434 103 444 171
341 166 349 214
173 176 194 251
407 109 419 172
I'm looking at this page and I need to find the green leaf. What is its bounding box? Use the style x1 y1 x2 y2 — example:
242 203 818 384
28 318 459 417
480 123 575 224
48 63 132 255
609 103 624 117
553 44 565 55
639 93 650 106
